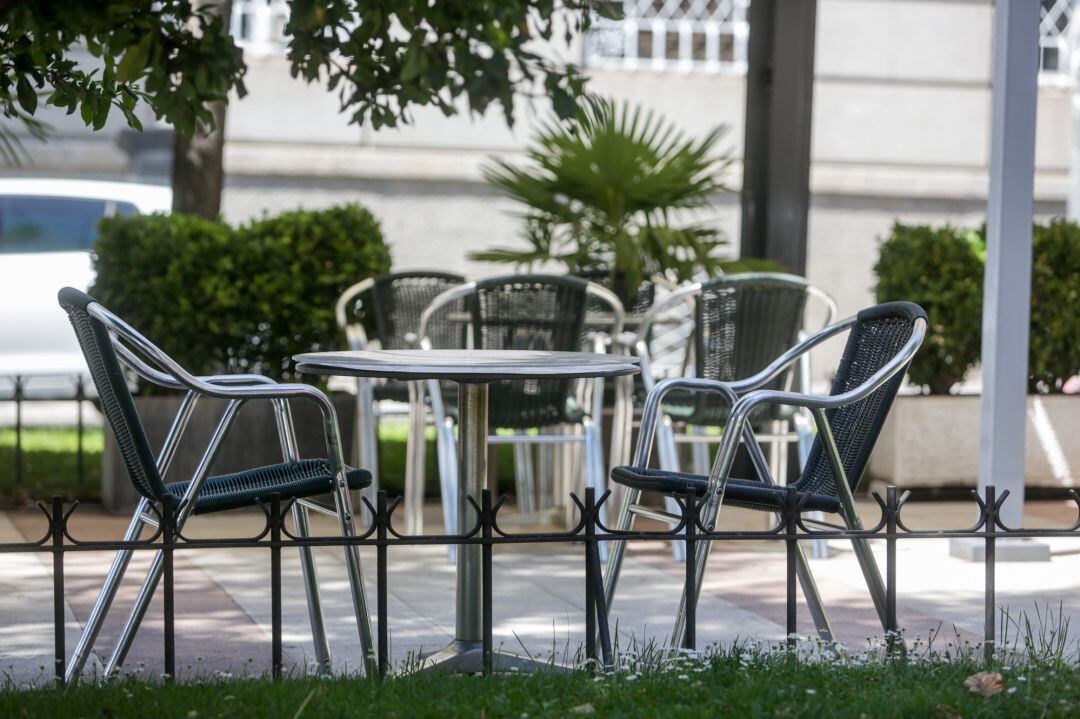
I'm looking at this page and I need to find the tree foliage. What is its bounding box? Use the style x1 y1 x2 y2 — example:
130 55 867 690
89 205 391 385
0 0 603 162
471 98 731 292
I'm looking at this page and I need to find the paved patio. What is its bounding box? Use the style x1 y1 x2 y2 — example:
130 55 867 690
3 498 1080 685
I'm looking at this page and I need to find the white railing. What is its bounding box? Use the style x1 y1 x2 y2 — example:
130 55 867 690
584 0 749 74
1041 0 1077 83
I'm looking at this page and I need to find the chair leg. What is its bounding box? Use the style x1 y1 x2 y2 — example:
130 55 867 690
690 426 710 475
292 503 331 672
330 469 377 676
404 381 427 535
512 431 536 514
65 500 149 682
104 548 165 676
535 426 554 512
435 416 458 563
583 417 608 562
656 416 685 562
356 379 380 514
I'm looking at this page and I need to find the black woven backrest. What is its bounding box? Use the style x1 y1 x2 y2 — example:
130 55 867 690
796 302 926 498
370 271 466 349
574 269 656 316
470 274 589 428
58 288 165 501
695 274 809 386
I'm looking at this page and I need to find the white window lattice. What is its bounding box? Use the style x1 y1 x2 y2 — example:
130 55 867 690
231 0 290 57
584 0 749 74
1042 0 1078 79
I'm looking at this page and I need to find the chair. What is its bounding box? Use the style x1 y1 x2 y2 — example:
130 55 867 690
418 274 624 536
603 301 927 646
336 271 466 534
634 273 836 559
58 288 375 680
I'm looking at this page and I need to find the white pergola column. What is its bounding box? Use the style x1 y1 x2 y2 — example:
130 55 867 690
979 0 1039 530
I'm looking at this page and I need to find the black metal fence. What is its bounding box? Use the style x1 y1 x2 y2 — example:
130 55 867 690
1 483 1077 684
0 373 94 489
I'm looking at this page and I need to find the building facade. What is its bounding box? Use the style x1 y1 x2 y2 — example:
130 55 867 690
7 0 1077 339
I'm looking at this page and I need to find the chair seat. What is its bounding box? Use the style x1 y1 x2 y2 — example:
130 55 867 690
167 459 372 515
610 466 840 513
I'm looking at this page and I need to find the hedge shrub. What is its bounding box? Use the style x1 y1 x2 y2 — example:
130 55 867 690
874 222 984 394
90 205 391 386
1029 218 1080 392
875 218 1080 394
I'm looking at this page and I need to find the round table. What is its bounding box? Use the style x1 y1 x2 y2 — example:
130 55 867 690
295 349 640 673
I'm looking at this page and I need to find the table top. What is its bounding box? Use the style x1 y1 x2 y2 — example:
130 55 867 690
295 349 640 382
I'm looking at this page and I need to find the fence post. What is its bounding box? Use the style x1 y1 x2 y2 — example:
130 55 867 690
784 486 798 648
683 490 697 652
584 488 597 665
270 494 283 680
376 490 389 679
984 484 997 664
481 489 493 676
51 495 65 685
162 494 176 681
885 486 898 656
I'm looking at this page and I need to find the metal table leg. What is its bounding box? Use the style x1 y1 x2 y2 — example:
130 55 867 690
421 382 562 674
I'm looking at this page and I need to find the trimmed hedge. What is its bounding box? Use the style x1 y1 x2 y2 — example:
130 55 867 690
875 219 1080 394
90 205 391 387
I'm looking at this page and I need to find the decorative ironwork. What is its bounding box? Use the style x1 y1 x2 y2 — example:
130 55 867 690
3 484 1080 683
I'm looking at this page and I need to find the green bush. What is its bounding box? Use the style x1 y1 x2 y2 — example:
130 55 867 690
1029 218 1080 392
90 205 391 386
875 218 1080 395
874 222 984 394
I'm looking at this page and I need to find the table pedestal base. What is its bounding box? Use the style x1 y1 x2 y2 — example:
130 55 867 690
419 640 571 674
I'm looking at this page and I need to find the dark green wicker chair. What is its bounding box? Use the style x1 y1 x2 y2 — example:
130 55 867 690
604 301 927 647
418 274 624 534
336 271 466 535
60 287 375 682
631 273 836 560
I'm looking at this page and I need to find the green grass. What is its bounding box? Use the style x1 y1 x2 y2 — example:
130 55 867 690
3 650 1080 718
0 427 102 505
0 424 519 505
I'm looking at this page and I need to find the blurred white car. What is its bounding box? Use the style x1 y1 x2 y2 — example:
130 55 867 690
0 179 171 377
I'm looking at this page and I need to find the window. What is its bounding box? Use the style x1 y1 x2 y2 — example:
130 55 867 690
584 0 750 74
231 0 290 56
1041 0 1077 79
0 197 137 254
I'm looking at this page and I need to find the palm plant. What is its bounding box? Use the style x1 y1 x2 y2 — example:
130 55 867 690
470 98 731 294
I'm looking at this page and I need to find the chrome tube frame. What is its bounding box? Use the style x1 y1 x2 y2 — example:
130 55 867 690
67 302 377 680
605 314 926 648
418 280 624 534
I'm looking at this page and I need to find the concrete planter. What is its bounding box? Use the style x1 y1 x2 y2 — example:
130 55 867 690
869 394 1080 489
101 394 356 513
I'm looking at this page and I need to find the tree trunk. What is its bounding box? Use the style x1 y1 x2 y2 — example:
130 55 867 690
171 0 232 218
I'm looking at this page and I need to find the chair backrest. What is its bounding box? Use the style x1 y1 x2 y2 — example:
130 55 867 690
58 287 166 502
574 269 657 316
797 301 927 497
694 273 810 387
470 274 589 428
369 271 466 350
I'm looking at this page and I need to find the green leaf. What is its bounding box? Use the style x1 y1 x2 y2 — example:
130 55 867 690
116 35 152 83
16 77 37 114
401 41 427 82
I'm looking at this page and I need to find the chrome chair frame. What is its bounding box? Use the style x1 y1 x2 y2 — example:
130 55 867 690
603 310 926 647
66 301 375 681
629 274 837 560
417 279 625 547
